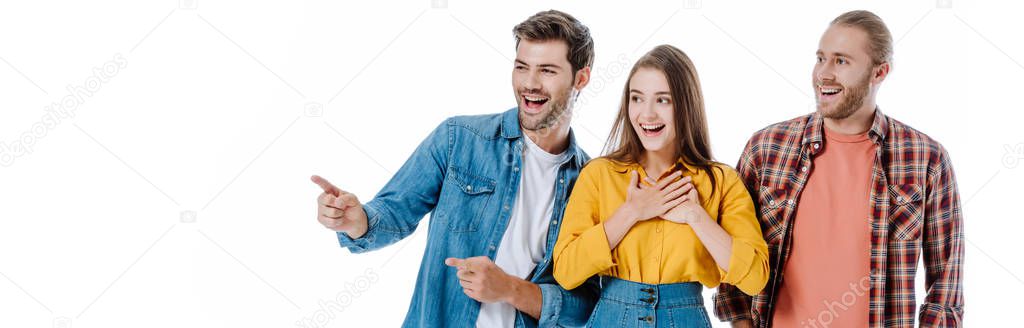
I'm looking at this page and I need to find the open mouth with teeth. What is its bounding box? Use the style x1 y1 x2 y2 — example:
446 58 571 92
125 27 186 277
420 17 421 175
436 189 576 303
522 95 550 112
818 86 843 100
639 123 666 136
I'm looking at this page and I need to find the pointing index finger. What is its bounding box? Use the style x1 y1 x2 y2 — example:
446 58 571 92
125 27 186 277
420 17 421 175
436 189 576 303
311 175 341 196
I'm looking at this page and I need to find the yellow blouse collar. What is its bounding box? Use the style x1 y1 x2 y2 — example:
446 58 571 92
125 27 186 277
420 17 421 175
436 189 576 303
605 157 700 180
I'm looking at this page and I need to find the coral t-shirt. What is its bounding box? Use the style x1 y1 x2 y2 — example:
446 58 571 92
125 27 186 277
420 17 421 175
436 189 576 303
772 126 876 328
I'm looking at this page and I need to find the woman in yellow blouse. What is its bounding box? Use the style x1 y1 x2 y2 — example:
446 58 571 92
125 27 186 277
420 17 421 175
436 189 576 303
552 45 769 327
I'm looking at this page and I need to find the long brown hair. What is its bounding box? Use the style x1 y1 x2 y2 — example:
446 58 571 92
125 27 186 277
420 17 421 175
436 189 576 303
602 44 721 199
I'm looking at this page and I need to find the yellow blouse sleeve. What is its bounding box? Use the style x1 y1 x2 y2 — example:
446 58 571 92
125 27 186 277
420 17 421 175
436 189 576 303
716 166 771 296
552 161 616 290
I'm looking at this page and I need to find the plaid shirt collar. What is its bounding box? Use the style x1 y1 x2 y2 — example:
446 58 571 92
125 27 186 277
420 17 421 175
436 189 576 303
802 107 889 152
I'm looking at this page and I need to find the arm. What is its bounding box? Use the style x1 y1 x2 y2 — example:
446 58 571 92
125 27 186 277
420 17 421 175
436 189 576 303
495 276 600 327
445 256 599 327
602 204 642 250
663 178 734 271
551 165 616 290
335 120 450 253
918 146 964 326
711 168 770 295
532 277 599 327
507 279 543 319
445 256 545 318
713 137 761 324
663 167 768 291
686 207 734 271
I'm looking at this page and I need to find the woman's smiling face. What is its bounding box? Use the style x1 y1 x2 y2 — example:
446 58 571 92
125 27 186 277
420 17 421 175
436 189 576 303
628 67 677 154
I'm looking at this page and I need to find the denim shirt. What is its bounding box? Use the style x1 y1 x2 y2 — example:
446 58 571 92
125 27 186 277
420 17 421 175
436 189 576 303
337 108 598 327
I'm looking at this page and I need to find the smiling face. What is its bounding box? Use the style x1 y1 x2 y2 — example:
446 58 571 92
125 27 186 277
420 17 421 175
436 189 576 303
813 24 881 119
604 45 716 183
627 67 677 154
512 39 579 131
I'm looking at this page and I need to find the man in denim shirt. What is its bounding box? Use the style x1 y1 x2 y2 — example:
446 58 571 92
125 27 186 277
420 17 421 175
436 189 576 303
311 10 598 327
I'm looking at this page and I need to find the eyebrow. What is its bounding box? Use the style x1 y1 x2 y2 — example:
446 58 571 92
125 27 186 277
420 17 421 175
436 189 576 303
629 89 671 96
514 59 564 69
817 50 854 59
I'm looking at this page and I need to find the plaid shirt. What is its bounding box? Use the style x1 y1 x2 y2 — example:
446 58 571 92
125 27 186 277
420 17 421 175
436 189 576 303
713 109 964 327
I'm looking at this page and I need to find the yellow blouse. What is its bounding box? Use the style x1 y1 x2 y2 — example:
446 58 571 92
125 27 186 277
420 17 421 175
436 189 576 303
552 158 769 296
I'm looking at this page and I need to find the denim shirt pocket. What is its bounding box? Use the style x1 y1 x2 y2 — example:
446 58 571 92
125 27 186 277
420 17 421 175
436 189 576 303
440 166 497 232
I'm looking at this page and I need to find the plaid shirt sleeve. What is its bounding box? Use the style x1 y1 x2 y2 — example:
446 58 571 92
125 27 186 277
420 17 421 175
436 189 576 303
918 145 965 326
713 136 759 322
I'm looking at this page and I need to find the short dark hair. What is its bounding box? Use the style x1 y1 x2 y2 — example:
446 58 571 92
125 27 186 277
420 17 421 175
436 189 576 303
513 10 594 73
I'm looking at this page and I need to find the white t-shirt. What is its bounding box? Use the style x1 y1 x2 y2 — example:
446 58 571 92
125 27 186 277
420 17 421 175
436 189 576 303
475 133 570 328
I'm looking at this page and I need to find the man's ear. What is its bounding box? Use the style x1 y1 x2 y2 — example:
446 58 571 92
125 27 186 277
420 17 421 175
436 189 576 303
872 61 891 85
574 66 592 91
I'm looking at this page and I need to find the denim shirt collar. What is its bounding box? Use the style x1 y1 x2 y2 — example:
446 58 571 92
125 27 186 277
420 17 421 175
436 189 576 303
501 107 587 169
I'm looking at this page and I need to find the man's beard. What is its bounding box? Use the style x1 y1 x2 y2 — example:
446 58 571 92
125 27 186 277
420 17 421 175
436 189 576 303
520 87 575 131
819 70 871 120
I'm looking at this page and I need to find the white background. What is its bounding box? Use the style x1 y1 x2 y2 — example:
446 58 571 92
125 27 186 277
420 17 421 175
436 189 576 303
1 0 1020 327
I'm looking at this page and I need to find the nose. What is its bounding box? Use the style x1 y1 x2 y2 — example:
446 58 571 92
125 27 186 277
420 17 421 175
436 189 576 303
638 99 658 119
816 62 835 84
521 70 541 92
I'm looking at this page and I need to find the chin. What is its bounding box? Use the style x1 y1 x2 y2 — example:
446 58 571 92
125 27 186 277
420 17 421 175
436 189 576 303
640 142 667 153
817 104 836 114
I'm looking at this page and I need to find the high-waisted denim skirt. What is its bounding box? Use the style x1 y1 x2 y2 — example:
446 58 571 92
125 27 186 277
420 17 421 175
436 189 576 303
585 277 712 328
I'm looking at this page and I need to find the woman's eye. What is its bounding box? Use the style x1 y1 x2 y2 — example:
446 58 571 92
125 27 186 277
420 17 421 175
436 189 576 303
631 96 641 103
657 98 671 104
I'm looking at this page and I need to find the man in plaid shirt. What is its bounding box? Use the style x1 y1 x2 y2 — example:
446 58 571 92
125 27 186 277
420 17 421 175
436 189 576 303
714 10 964 327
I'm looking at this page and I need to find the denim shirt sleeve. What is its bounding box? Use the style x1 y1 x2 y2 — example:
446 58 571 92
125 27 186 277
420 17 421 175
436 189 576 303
337 119 450 253
532 277 598 328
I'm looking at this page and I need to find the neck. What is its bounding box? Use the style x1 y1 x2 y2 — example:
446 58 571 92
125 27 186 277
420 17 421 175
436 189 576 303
523 123 570 154
640 148 676 178
823 102 876 135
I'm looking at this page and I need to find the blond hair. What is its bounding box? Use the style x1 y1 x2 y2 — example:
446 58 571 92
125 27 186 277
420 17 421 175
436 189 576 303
831 10 893 65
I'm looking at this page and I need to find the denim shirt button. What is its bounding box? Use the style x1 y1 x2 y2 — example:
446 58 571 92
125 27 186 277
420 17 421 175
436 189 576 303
489 245 496 251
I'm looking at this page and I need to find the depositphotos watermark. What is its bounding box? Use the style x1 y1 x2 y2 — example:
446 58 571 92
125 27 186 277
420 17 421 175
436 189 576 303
294 268 380 328
0 53 128 167
575 53 630 111
1003 143 1023 169
798 275 871 328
